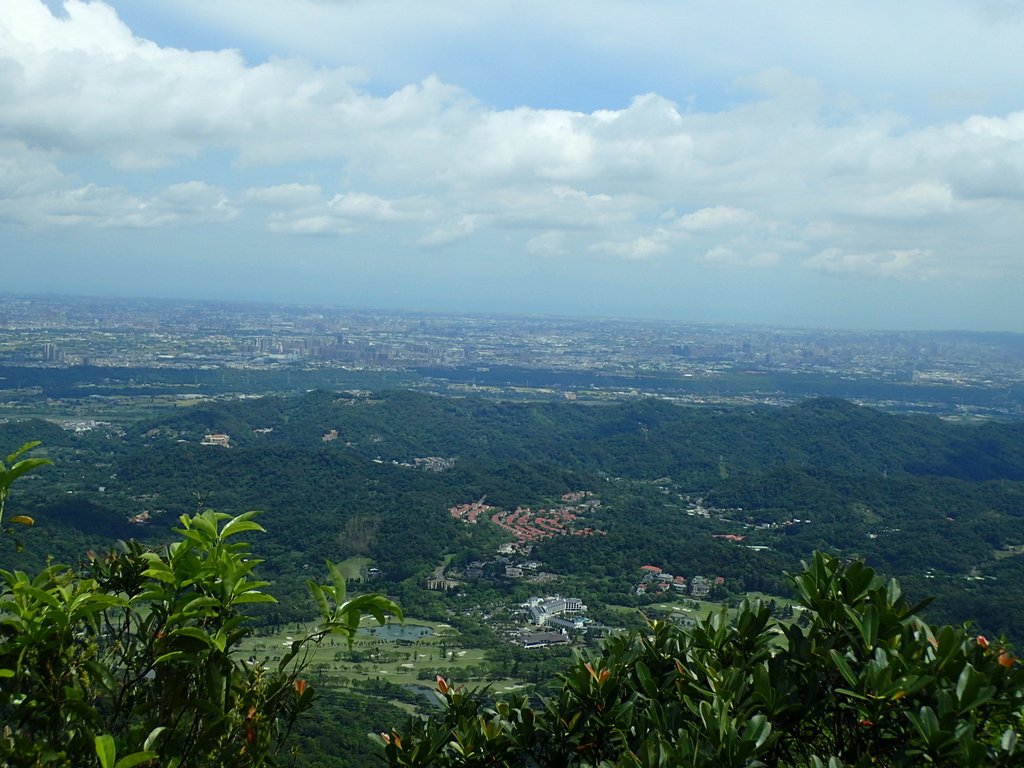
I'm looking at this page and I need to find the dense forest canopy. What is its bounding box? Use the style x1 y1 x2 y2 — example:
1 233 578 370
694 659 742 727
2 391 1024 639
3 391 1024 766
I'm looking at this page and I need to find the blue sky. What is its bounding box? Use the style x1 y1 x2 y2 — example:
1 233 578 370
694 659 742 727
2 0 1024 331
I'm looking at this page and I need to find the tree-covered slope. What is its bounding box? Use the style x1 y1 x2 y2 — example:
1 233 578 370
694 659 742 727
3 391 1024 638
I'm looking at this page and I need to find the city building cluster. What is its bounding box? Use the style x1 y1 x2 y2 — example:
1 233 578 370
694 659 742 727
3 296 1022 410
634 565 724 599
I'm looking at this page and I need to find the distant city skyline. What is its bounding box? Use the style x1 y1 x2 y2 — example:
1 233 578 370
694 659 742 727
2 1 1024 332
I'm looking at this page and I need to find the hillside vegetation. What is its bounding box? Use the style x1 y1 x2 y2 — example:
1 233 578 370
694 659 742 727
382 553 1024 767
2 392 1024 639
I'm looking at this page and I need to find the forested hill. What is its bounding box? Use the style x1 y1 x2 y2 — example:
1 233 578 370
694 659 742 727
134 390 1024 482
3 391 1024 639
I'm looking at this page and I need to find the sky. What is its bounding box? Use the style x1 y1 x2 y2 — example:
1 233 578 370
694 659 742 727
2 1 1024 331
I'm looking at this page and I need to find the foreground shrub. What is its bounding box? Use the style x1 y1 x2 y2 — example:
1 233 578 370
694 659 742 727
380 553 1022 767
0 442 399 767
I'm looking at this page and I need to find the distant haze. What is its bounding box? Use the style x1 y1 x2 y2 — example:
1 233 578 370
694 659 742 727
2 1 1024 331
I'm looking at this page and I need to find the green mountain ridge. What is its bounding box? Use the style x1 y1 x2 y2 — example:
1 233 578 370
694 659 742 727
3 391 1024 639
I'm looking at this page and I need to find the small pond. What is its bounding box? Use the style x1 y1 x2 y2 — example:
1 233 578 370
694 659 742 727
365 623 435 641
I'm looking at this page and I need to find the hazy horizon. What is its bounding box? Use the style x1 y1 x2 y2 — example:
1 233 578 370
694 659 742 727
2 2 1024 332
6 289 1024 338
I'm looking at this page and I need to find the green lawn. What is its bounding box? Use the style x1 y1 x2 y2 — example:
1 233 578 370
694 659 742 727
239 616 517 691
606 591 800 626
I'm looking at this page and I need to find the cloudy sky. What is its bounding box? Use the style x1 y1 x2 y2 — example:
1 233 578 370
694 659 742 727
2 0 1024 330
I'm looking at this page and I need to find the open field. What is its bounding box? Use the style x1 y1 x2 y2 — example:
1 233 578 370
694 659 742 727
239 616 525 694
0 393 209 423
336 556 374 580
605 591 801 625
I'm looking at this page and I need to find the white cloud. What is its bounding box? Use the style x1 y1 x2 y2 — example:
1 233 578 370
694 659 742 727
150 0 1024 124
526 231 568 258
243 184 323 207
2 0 1024 328
0 178 236 228
262 190 428 235
590 234 671 261
418 215 479 246
327 192 417 223
856 182 955 219
701 246 779 268
803 248 937 280
962 111 1024 139
671 206 757 233
267 214 349 236
0 0 368 167
0 134 237 227
0 140 67 199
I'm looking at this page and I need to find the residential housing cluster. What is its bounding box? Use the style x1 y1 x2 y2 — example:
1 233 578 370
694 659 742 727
634 564 725 599
4 294 1022 418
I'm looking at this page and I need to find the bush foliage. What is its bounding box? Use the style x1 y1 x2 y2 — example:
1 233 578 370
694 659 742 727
3 441 1023 767
380 552 1023 767
0 443 399 767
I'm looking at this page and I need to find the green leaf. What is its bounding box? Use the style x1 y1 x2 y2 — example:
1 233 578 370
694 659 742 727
210 629 227 653
955 663 993 712
860 604 879 650
835 687 870 701
4 440 42 465
95 734 116 768
181 595 221 615
194 510 224 536
741 714 771 749
886 577 901 606
308 579 329 619
84 660 118 694
143 727 167 752
634 661 658 698
231 591 277 604
17 584 61 610
3 457 52 484
342 593 403 625
142 566 176 584
327 560 348 604
154 651 193 664
166 626 216 647
115 751 158 768
908 705 940 742
1001 728 1018 754
829 650 859 688
220 513 265 540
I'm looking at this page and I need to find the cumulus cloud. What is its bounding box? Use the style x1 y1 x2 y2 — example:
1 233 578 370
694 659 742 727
267 214 350 236
2 0 1024 320
264 190 425 235
0 133 237 227
671 206 757 233
590 234 671 261
243 184 324 207
0 177 236 228
803 248 937 280
701 246 779 268
0 140 67 199
418 215 480 246
0 0 368 167
526 231 568 258
327 192 416 223
856 182 954 219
